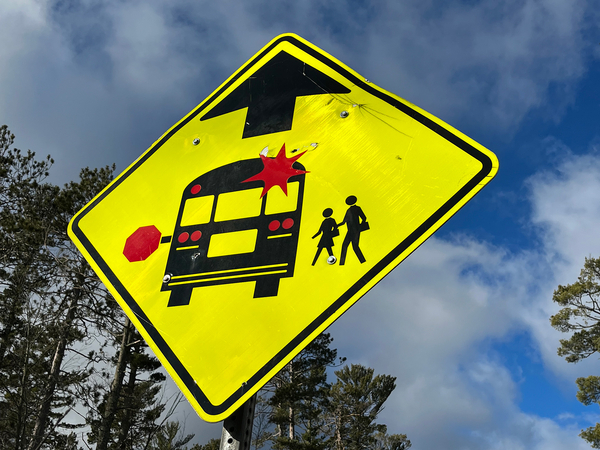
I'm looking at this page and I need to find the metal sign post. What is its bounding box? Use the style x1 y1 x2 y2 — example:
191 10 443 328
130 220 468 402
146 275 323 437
219 394 256 450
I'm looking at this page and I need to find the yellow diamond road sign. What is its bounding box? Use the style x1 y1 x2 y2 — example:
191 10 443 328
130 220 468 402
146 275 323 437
68 33 498 422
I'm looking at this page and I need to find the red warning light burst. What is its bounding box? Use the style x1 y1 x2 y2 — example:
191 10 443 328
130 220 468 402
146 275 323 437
243 144 308 197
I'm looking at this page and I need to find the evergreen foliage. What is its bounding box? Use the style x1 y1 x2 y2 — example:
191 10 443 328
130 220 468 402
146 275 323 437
551 256 600 447
253 334 410 450
0 124 72 450
328 364 396 450
266 333 344 450
148 421 194 450
373 432 412 450
0 125 192 449
191 438 220 450
86 320 172 450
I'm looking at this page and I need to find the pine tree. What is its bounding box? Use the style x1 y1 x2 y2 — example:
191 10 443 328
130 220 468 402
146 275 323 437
373 431 411 450
327 364 396 450
191 438 220 450
0 125 167 449
27 164 117 450
260 333 344 450
551 256 600 447
0 124 70 449
87 316 177 450
253 334 409 450
149 421 195 450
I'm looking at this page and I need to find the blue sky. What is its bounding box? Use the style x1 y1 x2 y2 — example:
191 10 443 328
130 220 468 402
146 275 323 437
1 0 599 448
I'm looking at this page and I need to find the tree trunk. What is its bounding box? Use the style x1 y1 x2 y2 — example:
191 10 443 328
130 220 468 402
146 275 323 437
274 375 282 440
0 264 32 368
0 296 19 368
15 322 31 450
117 343 139 450
27 276 82 450
335 409 343 450
288 405 295 440
288 362 295 441
96 317 133 450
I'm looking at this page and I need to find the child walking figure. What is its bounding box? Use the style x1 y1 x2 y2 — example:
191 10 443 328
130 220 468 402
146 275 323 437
312 208 339 265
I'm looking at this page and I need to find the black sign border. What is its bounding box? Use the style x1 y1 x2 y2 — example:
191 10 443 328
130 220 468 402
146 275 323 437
71 34 496 417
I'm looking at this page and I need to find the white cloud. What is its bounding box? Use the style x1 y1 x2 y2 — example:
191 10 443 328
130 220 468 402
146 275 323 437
529 149 600 272
364 0 587 133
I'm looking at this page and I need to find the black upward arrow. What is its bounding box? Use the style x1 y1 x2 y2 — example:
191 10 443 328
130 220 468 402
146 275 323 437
200 51 351 139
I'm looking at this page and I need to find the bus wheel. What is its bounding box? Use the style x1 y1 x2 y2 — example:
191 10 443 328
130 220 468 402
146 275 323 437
167 285 194 307
254 277 280 298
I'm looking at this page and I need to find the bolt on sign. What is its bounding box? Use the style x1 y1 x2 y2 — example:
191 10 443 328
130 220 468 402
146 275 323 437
68 33 498 422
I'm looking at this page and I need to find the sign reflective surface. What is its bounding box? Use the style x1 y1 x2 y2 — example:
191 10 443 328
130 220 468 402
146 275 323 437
69 33 498 422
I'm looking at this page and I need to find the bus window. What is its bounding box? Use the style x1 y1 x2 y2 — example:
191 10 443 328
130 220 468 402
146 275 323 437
265 182 299 215
207 229 258 257
181 195 214 226
214 188 263 222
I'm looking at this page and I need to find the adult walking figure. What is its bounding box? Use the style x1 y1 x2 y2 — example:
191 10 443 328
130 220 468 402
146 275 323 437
312 208 339 265
338 195 367 265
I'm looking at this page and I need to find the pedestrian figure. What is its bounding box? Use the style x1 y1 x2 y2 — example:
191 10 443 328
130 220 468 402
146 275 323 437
338 195 367 265
312 208 339 265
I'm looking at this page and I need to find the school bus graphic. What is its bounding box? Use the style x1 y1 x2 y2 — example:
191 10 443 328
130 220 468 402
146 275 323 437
162 158 306 307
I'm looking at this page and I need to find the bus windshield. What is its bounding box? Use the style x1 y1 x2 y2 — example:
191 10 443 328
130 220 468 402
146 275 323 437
214 188 263 221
